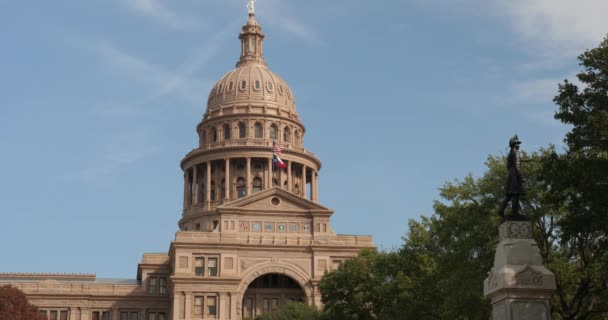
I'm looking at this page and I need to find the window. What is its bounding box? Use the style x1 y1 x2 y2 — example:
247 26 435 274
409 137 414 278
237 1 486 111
283 127 290 143
240 80 247 90
148 277 157 293
223 124 231 140
207 296 217 315
201 130 207 146
194 297 203 315
120 312 139 320
236 177 246 198
228 81 234 91
278 85 284 95
238 122 246 138
208 258 218 276
294 130 300 146
269 124 277 140
254 80 261 90
195 257 204 276
194 295 219 317
92 311 111 320
147 312 166 320
254 122 263 138
148 276 167 294
267 81 274 91
50 311 58 320
252 177 262 193
243 298 254 319
221 178 226 199
211 181 216 201
159 277 167 294
194 256 219 277
211 127 218 143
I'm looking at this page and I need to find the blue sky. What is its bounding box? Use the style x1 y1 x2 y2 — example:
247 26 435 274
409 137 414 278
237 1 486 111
1 0 607 278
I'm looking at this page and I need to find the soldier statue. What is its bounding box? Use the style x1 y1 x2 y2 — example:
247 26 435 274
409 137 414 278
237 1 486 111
498 135 529 220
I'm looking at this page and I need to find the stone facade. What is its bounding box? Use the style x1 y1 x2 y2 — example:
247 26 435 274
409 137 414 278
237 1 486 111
0 10 373 320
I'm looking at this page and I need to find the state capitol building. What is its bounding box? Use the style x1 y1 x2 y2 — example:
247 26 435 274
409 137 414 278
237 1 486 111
0 7 373 320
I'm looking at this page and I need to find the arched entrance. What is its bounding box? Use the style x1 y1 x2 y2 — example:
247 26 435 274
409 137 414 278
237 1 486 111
241 273 306 319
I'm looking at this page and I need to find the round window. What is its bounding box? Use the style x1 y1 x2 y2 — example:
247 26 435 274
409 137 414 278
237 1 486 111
271 197 281 206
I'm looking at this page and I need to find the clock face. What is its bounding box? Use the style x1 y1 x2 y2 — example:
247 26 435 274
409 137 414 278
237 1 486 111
278 224 286 232
290 224 298 232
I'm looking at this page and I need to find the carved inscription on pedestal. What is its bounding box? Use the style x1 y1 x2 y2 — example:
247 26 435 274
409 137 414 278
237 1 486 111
512 301 548 320
515 268 543 286
507 222 531 239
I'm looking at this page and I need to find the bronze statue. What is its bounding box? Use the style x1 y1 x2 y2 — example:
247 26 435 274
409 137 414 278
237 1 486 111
499 135 528 220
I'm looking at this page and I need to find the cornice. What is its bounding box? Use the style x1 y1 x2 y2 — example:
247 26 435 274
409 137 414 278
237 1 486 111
180 145 321 170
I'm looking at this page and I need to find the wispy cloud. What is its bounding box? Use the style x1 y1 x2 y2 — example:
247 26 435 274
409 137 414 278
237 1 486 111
67 128 160 183
93 39 217 108
121 0 201 29
497 0 608 58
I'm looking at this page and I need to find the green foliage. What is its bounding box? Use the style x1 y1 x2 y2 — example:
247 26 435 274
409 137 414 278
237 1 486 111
0 285 45 320
543 35 608 320
254 302 325 320
318 36 608 320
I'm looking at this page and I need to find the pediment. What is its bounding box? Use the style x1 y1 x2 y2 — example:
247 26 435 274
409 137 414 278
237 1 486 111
217 187 332 213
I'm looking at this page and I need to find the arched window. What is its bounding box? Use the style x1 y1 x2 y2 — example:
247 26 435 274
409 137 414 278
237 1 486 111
211 127 218 143
239 122 247 139
294 183 300 194
201 130 207 146
283 127 290 143
294 130 300 146
269 124 278 140
210 181 216 201
223 124 231 140
236 177 246 198
221 179 226 199
255 122 263 139
252 177 263 193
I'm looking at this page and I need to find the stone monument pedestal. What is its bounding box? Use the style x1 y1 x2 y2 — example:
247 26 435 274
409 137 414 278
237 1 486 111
484 220 556 320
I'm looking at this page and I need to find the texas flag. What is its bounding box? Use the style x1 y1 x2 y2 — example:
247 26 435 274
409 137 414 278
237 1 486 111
273 141 287 169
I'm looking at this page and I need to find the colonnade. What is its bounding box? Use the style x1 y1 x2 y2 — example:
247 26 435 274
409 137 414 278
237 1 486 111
183 157 318 211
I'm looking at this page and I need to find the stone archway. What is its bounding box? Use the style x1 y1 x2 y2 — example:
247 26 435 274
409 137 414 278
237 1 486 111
235 263 313 319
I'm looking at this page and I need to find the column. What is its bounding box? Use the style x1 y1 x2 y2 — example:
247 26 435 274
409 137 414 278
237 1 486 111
302 165 307 198
206 162 211 208
112 308 119 320
315 171 319 201
246 157 252 196
287 161 292 192
225 158 230 200
310 169 317 202
192 165 198 205
183 172 188 209
266 158 272 189
184 293 192 320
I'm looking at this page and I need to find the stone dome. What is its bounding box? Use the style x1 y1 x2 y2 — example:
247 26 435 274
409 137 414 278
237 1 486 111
206 64 296 115
204 13 298 121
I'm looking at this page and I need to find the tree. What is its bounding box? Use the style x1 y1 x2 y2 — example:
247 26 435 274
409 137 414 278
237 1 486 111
0 285 46 320
541 36 608 319
254 302 325 320
321 149 607 319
